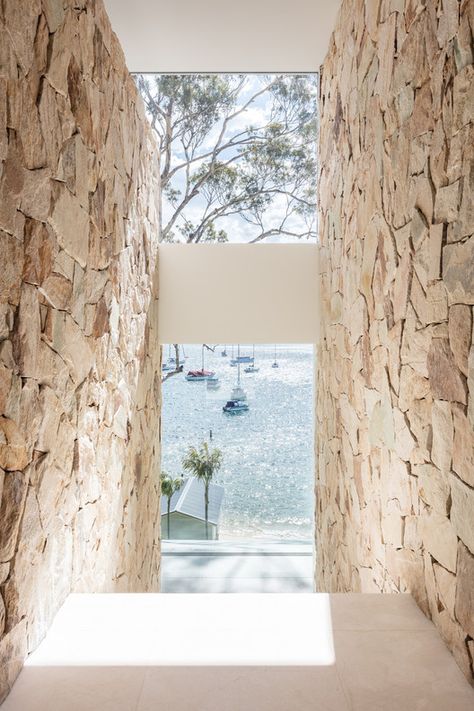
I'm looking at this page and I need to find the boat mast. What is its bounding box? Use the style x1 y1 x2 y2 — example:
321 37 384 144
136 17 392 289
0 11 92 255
202 344 204 372
237 344 241 386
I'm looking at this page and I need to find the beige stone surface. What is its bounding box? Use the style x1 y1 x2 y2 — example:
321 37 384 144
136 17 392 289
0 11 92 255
0 233 23 306
454 541 474 639
49 185 90 268
427 339 467 404
417 464 450 516
317 0 474 684
433 562 456 620
452 406 474 487
0 419 29 472
0 470 29 562
431 400 453 473
448 304 472 377
443 237 474 305
450 475 474 556
0 619 27 703
421 513 458 574
0 0 161 703
434 182 461 224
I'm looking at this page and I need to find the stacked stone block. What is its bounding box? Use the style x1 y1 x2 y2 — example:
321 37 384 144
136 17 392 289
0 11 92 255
0 0 161 700
317 0 474 682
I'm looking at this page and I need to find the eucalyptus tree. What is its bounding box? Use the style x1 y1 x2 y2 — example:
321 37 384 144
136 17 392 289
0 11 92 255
182 442 223 538
160 472 184 539
136 74 318 244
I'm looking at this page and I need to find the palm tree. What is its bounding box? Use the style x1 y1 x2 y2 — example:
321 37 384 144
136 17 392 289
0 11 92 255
182 442 223 538
160 472 184 539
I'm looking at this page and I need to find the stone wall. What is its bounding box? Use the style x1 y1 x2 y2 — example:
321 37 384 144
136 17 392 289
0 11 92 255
317 0 474 682
0 0 161 700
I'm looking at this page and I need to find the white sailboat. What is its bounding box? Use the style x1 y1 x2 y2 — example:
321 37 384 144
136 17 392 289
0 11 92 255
223 345 249 413
162 344 174 371
163 344 186 371
186 345 216 381
244 344 259 373
272 344 279 368
230 344 253 366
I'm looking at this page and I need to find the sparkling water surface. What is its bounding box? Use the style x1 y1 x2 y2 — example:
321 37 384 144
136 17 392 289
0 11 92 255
161 344 314 540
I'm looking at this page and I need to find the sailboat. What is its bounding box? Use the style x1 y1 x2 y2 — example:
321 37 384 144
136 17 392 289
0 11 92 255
223 345 249 413
186 345 216 381
163 344 186 371
272 344 279 368
221 344 228 357
244 345 259 373
230 344 254 366
162 344 174 371
169 345 186 364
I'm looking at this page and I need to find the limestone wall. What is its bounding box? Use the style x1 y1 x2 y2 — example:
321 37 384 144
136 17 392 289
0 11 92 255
0 0 161 700
317 0 474 681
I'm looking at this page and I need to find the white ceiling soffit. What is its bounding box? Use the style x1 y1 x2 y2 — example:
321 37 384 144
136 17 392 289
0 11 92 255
103 0 341 73
158 244 319 344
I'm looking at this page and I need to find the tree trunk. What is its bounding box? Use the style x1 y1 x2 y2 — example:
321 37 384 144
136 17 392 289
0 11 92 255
205 483 209 539
167 497 171 539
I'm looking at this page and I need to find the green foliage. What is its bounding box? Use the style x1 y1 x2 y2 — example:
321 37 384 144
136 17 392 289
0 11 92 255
182 442 223 486
182 442 223 537
160 472 184 501
136 74 318 243
160 472 184 539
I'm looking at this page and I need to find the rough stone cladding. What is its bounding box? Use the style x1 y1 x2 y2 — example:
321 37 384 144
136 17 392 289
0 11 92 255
317 0 474 683
0 0 161 700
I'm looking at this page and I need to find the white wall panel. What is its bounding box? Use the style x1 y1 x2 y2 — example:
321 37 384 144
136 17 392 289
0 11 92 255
104 0 341 73
158 244 319 344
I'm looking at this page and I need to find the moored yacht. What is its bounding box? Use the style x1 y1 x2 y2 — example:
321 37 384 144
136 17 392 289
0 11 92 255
230 344 254 366
164 345 187 371
224 345 249 413
223 399 249 413
186 345 215 381
272 344 279 368
186 369 215 381
244 345 259 373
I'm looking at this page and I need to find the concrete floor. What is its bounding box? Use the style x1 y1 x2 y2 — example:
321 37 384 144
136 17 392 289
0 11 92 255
160 540 314 592
2 592 474 710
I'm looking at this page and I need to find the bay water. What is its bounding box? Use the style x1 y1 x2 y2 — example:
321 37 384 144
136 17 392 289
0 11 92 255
161 344 314 540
